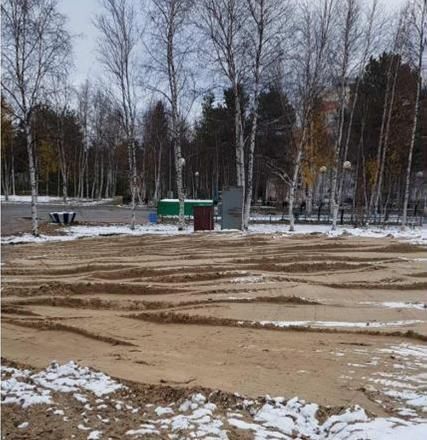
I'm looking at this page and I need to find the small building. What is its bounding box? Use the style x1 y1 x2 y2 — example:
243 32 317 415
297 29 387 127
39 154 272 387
157 199 213 217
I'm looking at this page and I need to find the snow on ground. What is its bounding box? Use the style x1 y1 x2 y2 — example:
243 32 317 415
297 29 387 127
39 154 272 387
1 195 113 205
249 223 427 245
2 350 427 439
362 302 427 311
2 222 427 245
255 320 423 329
1 224 191 244
231 274 265 284
370 344 427 416
1 361 123 408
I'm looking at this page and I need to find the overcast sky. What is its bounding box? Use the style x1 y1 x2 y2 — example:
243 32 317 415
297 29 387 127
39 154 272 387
59 0 414 87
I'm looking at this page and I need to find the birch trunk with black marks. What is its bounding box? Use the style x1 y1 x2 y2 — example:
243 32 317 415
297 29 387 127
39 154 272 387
289 146 303 232
374 58 399 216
95 0 139 229
402 0 426 227
25 122 38 235
331 0 359 231
336 0 378 224
1 0 71 235
167 9 185 229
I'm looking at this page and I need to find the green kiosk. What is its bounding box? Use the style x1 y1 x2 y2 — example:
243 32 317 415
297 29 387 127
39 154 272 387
157 199 213 217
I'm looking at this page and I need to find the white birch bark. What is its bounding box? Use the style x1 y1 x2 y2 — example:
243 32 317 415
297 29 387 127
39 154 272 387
335 0 378 226
25 122 39 235
95 0 139 229
1 0 71 236
402 0 426 227
330 0 360 231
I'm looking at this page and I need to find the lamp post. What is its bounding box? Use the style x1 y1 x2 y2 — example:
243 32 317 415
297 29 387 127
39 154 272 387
415 171 424 219
194 171 199 199
340 161 352 225
177 157 186 230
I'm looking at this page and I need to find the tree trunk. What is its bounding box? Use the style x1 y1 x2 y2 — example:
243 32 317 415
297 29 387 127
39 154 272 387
129 140 137 229
234 82 245 190
289 147 303 232
402 84 420 227
57 120 68 203
306 184 313 216
2 157 10 201
173 130 185 229
243 111 259 229
373 58 399 217
11 143 16 196
25 122 38 236
402 0 425 228
154 144 162 203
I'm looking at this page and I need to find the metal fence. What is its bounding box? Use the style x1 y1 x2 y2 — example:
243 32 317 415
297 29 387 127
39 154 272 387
250 207 424 227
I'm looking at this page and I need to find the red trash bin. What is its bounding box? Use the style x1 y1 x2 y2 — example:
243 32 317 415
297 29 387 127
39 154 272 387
193 206 214 231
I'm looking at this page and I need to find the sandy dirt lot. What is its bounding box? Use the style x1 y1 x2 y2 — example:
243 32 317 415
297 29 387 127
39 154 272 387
1 232 427 438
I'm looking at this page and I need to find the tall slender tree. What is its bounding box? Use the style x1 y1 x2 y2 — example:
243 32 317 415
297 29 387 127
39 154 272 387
287 0 335 231
1 0 71 235
95 0 140 229
199 0 249 226
402 0 427 227
148 0 194 229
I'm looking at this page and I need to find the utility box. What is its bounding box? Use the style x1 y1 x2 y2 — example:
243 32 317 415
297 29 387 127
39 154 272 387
194 206 214 231
221 187 243 230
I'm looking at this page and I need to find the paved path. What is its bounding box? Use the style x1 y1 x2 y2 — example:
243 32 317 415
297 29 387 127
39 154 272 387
1 203 152 235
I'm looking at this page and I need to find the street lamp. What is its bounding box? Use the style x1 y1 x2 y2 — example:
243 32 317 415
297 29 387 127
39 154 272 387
340 161 352 225
415 171 424 217
194 171 199 199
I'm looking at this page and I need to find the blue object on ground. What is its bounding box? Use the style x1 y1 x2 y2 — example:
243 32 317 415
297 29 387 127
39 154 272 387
148 212 157 224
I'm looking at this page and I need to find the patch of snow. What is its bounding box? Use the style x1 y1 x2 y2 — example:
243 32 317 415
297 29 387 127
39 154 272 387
17 422 29 429
231 275 264 284
3 360 427 439
1 369 52 408
1 361 123 409
78 424 92 431
256 319 422 329
3 222 426 246
32 361 123 396
248 223 427 246
125 426 159 436
1 195 113 205
362 301 427 311
74 393 88 403
155 406 174 416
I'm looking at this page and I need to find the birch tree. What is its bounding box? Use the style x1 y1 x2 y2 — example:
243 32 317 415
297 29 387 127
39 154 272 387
242 0 291 229
49 75 74 203
95 0 140 229
76 80 91 199
1 0 71 235
198 0 249 219
148 0 194 229
329 0 361 231
369 10 408 221
402 0 426 227
287 0 335 231
1 99 15 200
335 0 381 225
